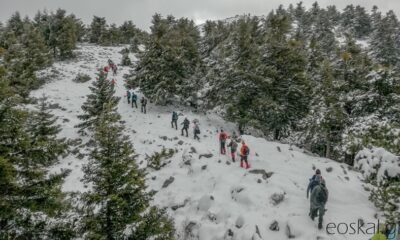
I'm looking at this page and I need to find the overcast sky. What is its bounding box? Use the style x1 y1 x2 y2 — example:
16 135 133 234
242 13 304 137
0 0 399 30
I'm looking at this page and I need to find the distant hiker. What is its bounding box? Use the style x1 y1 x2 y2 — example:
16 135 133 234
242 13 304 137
240 140 250 169
231 131 239 141
309 175 328 230
219 129 228 154
111 79 116 87
127 90 131 104
181 117 190 137
228 139 238 162
193 122 200 141
171 111 178 130
112 64 118 75
140 97 147 114
307 169 322 199
104 66 109 73
131 91 138 108
385 224 397 240
108 59 113 66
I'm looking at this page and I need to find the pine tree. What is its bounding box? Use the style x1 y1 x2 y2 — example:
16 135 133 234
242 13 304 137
27 96 67 167
81 101 175 239
89 16 107 44
76 70 119 135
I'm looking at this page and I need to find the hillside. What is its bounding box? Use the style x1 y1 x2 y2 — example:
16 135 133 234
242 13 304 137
30 44 378 240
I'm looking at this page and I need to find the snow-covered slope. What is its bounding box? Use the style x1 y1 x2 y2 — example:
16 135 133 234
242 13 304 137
31 44 378 240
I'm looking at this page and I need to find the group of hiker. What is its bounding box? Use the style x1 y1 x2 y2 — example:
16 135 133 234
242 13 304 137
171 111 251 169
126 89 147 114
104 59 118 76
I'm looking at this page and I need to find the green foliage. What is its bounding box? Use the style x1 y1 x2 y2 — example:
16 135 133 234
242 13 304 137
370 179 400 223
146 148 175 170
81 94 175 239
121 52 132 66
76 70 119 135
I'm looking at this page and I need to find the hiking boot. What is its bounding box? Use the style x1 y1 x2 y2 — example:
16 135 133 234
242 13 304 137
240 161 244 168
318 222 323 230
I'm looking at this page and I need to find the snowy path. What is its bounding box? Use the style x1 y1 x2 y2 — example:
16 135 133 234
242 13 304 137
31 44 378 240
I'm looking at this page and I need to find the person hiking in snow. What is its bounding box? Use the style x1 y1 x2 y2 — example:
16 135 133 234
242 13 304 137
108 59 113 66
126 90 131 104
228 139 238 162
193 121 200 141
131 91 138 108
231 131 239 142
219 129 228 154
309 175 328 230
140 97 147 114
307 169 322 199
112 64 118 76
240 140 250 169
111 79 116 88
181 117 190 137
171 111 178 130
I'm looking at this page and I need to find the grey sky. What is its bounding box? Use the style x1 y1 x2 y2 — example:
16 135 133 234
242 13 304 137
0 0 399 30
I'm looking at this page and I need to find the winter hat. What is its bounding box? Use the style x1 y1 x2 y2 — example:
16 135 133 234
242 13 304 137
315 169 321 175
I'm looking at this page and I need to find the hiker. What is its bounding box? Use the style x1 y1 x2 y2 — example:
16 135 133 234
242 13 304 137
104 65 109 73
111 79 116 87
127 90 131 104
108 59 113 66
228 139 238 162
140 97 147 114
309 175 329 230
131 91 138 108
385 223 397 240
112 64 118 75
240 140 250 169
171 111 178 130
307 169 322 199
219 129 228 154
193 122 200 141
181 117 190 137
231 131 239 142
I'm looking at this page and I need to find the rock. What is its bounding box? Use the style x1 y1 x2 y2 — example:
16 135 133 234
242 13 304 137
162 177 175 188
249 169 274 180
132 129 137 134
173 136 178 140
312 165 316 170
48 103 61 109
199 153 213 159
151 176 156 180
227 228 234 237
208 212 217 222
63 118 70 123
190 147 197 154
345 176 350 181
160 136 168 141
184 221 199 240
326 167 333 172
286 224 295 239
218 160 221 163
178 140 184 145
171 199 189 211
235 215 245 228
201 165 207 170
257 179 262 184
226 161 231 165
277 146 281 152
255 225 262 239
184 160 191 166
255 153 259 157
269 221 279 231
270 192 285 206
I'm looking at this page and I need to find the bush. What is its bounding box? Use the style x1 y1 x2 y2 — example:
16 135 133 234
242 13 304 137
146 148 175 170
121 53 132 66
73 73 91 83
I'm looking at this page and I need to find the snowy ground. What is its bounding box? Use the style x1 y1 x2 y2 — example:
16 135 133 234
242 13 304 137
31 44 378 240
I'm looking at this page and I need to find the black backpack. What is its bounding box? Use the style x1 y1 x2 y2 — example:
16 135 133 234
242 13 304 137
316 185 328 203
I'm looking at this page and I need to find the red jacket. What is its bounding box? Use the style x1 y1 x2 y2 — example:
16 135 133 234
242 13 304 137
219 132 228 142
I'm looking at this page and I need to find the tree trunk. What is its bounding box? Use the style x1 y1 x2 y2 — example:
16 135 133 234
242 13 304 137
325 133 331 159
274 129 280 140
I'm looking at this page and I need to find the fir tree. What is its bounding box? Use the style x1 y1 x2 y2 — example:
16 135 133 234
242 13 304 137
76 70 119 135
89 16 107 44
81 101 175 239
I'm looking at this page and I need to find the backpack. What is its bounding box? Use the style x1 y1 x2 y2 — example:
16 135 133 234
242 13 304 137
316 185 328 203
195 126 200 134
243 145 250 156
172 112 178 120
127 91 131 97
132 94 137 101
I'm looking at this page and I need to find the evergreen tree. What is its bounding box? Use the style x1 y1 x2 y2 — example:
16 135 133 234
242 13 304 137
89 16 107 44
76 70 119 135
81 101 175 239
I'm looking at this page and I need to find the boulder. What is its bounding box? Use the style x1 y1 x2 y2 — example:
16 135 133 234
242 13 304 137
162 176 175 188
